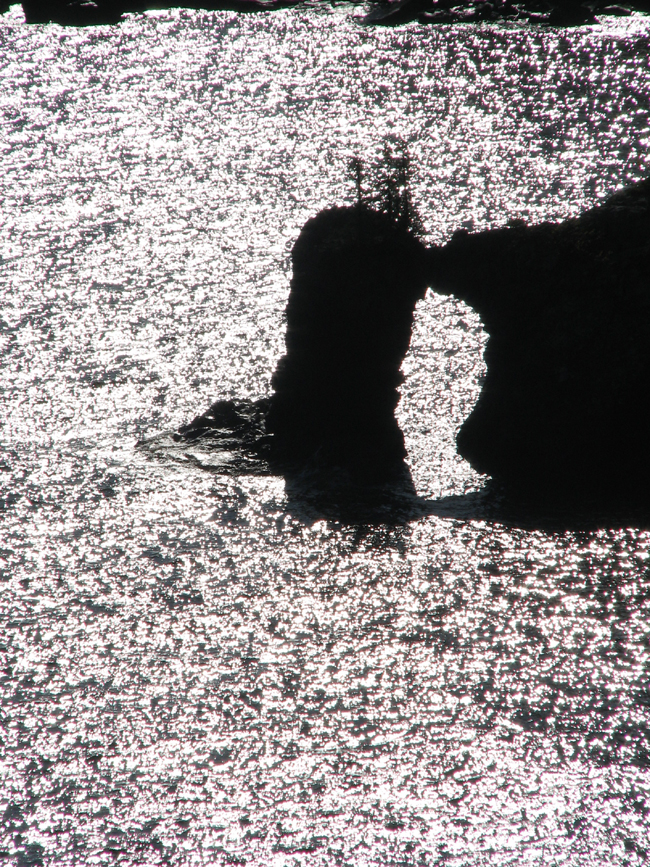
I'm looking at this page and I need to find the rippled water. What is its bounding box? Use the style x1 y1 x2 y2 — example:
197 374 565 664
2 5 650 865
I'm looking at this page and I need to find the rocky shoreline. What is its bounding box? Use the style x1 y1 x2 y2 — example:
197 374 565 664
4 0 648 26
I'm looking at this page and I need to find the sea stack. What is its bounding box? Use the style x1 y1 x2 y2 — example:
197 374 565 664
267 205 428 483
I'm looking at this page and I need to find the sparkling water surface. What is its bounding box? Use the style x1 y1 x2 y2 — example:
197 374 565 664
1 5 650 864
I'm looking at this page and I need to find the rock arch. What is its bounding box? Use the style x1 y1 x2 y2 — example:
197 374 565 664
177 176 650 508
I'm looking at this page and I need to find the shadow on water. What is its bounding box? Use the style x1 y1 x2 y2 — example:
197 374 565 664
138 425 650 531
138 418 430 528
422 486 650 532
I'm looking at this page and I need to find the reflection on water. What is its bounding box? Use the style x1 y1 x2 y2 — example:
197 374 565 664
1 5 650 864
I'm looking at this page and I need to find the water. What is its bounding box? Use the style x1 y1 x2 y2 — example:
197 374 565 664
1 5 650 864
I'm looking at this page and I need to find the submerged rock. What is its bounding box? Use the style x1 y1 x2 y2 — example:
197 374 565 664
175 397 271 456
430 177 650 505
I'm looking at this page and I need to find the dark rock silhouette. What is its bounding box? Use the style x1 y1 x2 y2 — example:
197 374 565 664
267 207 428 483
21 0 124 24
175 397 272 472
12 0 649 26
173 176 650 517
176 206 428 491
365 0 602 25
430 177 650 506
20 0 298 26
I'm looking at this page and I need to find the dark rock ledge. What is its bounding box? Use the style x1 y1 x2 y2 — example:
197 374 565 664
174 176 650 512
430 176 650 506
16 0 299 25
7 0 649 26
363 0 648 25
